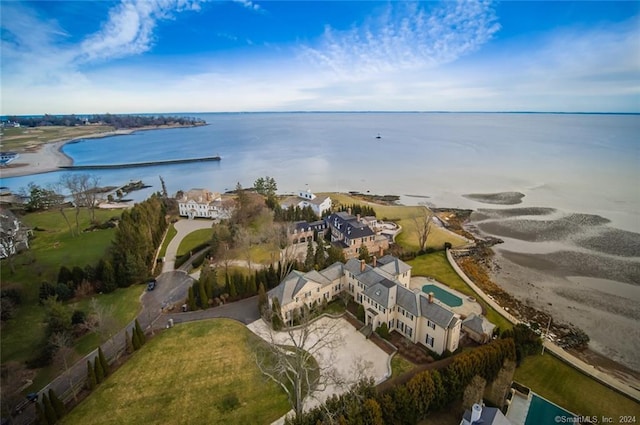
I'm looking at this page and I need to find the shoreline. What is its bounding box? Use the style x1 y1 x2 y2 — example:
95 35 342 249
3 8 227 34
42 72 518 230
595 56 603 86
0 124 203 179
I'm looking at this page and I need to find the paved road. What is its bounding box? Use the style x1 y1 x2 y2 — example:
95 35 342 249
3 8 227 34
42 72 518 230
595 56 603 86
161 295 261 328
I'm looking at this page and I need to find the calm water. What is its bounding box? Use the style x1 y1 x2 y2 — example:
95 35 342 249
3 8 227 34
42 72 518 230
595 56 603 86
1 113 639 231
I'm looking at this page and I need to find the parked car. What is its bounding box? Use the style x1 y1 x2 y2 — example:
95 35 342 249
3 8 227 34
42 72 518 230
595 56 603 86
147 279 156 291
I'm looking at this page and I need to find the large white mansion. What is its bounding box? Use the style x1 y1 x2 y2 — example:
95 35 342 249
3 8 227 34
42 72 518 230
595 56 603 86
268 254 462 355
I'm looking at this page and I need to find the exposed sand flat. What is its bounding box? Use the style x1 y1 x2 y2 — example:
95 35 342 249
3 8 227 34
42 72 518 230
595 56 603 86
491 248 640 373
576 228 640 257
462 191 525 205
471 207 556 221
501 249 640 286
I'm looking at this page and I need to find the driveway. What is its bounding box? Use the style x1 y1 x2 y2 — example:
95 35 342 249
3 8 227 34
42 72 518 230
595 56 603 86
247 316 391 414
162 219 213 272
161 295 261 327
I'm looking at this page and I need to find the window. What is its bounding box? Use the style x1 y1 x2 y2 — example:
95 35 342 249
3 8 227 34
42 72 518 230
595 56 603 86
317 288 320 293
397 321 404 332
428 320 436 330
389 319 394 329
426 335 434 347
406 326 413 338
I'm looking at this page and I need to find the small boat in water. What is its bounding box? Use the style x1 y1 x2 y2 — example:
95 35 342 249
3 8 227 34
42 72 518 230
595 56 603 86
376 133 381 139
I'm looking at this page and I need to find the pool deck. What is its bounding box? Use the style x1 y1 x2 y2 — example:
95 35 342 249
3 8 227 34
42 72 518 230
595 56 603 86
409 276 482 317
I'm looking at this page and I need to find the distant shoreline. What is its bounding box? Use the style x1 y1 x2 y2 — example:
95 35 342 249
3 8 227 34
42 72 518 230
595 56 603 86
0 124 203 178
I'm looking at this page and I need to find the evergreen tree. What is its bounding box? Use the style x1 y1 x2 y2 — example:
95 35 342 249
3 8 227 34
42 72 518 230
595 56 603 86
314 242 326 269
98 347 109 376
187 285 197 312
258 282 268 315
94 357 105 384
358 244 370 261
246 274 257 296
228 280 238 299
101 260 117 293
134 319 146 345
48 389 65 419
87 360 97 390
35 400 46 425
42 392 57 425
197 278 209 309
131 328 141 351
304 240 315 271
57 266 73 285
271 297 284 330
125 330 134 354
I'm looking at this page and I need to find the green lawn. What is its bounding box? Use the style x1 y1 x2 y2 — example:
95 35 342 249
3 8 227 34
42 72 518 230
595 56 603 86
249 243 280 265
391 354 416 378
176 228 213 257
515 353 640 417
61 320 290 425
407 252 513 332
158 224 177 259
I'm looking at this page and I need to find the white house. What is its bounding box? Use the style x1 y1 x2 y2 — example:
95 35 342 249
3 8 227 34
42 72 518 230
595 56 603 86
0 209 30 259
177 189 232 220
280 189 332 217
268 254 462 355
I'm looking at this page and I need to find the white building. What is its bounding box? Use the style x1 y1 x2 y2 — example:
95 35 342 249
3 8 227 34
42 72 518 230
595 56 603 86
177 189 232 220
268 254 462 355
280 189 332 217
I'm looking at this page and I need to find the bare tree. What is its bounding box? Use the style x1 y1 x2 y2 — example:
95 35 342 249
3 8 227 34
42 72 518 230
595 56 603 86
60 173 101 230
50 332 78 401
269 222 299 281
254 306 371 420
413 206 434 252
0 210 29 274
85 299 119 356
47 182 74 236
235 227 253 270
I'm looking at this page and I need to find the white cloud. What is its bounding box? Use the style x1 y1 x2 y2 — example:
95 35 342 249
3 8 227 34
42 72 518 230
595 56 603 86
78 0 206 63
301 0 500 78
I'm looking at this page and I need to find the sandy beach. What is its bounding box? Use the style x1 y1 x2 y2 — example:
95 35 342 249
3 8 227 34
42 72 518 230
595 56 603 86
0 126 199 179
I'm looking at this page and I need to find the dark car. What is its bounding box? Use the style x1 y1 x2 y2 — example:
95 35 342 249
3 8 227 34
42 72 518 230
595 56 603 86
147 279 156 291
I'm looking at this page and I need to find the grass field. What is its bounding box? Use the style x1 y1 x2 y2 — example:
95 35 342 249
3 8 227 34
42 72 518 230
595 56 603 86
320 193 467 250
391 354 415 378
407 252 513 331
176 228 213 257
515 353 640 417
61 320 290 425
0 125 115 152
0 209 140 365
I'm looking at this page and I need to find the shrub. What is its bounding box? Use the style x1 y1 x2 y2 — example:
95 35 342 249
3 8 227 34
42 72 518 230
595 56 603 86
356 305 365 322
71 310 87 325
375 323 390 340
219 392 240 412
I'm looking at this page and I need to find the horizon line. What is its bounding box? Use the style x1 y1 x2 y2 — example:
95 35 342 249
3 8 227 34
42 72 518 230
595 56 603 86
3 110 639 117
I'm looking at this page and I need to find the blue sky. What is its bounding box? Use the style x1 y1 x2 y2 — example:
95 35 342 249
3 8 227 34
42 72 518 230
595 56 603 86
1 0 638 114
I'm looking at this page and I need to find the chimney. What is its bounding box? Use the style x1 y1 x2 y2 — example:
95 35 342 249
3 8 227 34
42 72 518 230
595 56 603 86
471 404 482 423
357 213 361 222
347 207 352 216
372 255 377 267
378 246 384 257
360 259 365 272
428 292 434 304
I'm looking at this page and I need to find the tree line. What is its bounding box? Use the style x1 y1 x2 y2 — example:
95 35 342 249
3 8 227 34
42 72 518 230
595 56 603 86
285 338 516 425
5 113 205 129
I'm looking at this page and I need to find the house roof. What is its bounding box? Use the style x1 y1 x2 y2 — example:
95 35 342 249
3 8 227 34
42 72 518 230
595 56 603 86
419 295 456 328
396 286 419 316
363 278 395 308
376 255 411 276
327 212 375 239
344 258 372 276
321 262 344 281
462 314 496 336
268 270 311 305
462 405 512 425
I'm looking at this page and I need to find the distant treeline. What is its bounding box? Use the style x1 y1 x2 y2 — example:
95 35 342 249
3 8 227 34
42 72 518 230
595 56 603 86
5 113 205 129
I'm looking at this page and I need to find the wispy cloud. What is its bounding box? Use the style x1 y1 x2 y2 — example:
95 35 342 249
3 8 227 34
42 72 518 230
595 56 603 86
78 0 205 63
302 0 500 77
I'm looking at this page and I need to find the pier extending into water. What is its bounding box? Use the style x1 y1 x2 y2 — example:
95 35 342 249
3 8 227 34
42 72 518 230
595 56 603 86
59 155 221 170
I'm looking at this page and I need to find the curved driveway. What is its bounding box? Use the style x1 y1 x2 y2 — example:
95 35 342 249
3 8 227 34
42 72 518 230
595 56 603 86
162 219 214 272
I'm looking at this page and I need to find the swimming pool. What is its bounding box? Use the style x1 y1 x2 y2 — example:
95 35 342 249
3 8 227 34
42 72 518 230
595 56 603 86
525 394 577 425
421 284 463 307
